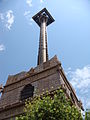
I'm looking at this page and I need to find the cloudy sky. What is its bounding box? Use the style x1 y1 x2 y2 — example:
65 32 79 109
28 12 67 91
0 0 90 110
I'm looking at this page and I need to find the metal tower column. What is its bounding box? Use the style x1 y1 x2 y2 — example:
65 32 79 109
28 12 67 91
32 8 55 65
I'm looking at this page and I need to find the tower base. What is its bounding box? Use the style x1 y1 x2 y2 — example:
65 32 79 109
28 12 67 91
0 56 83 120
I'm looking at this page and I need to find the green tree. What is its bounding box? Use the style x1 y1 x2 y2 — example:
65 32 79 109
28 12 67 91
85 110 90 120
16 88 83 120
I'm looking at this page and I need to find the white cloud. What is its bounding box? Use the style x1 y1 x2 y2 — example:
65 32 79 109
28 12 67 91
40 0 44 3
0 10 14 30
26 0 32 7
24 11 31 16
68 66 90 89
24 11 33 25
0 44 5 51
5 10 14 30
0 13 4 21
66 65 90 109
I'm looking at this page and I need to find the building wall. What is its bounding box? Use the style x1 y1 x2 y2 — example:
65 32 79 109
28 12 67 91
0 56 82 120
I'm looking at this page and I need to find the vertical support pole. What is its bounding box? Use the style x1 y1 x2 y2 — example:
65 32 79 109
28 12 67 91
32 8 55 65
37 14 48 65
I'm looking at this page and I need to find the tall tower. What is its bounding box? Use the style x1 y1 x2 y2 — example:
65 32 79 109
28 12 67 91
32 8 55 65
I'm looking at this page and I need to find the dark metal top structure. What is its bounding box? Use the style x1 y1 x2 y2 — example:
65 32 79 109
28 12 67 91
32 8 55 27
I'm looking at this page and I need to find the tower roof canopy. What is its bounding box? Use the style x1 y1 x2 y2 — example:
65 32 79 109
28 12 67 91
32 8 55 27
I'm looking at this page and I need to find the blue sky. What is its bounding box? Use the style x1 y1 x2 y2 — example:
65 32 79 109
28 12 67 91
0 0 90 110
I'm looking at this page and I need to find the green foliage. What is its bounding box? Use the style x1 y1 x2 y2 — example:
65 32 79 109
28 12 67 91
16 88 83 120
85 110 90 120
